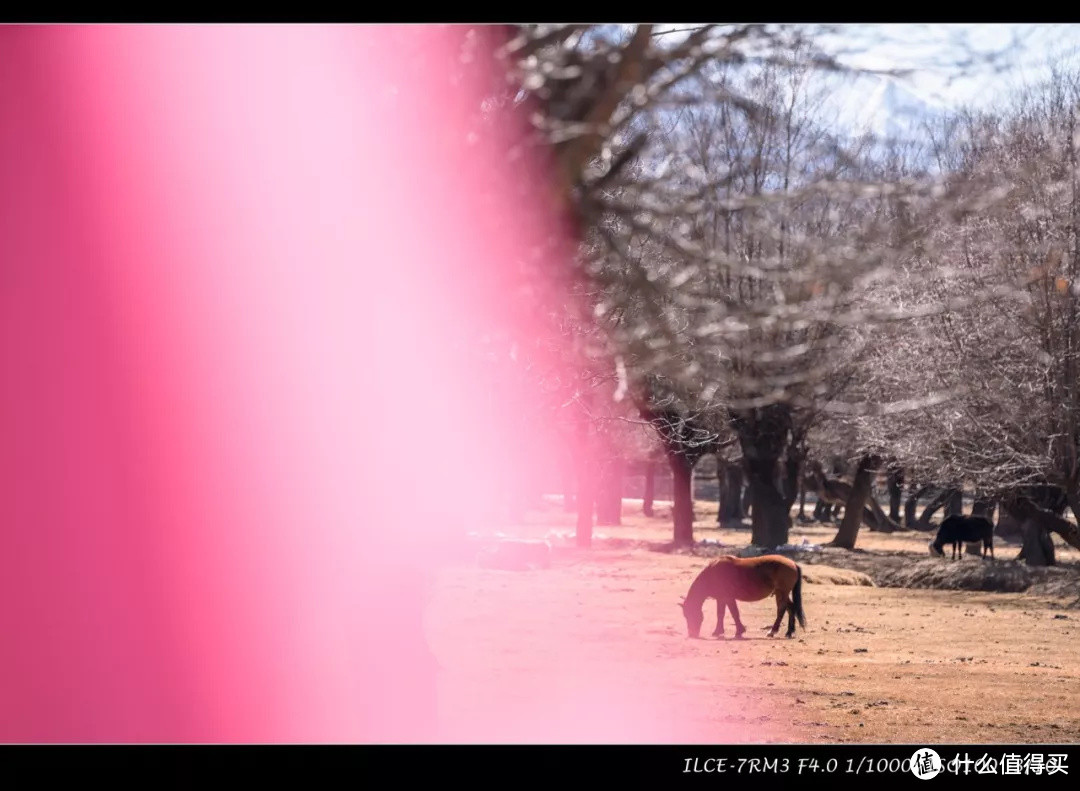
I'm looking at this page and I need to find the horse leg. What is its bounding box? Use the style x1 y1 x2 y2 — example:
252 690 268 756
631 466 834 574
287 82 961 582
712 600 726 638
768 592 786 637
785 591 797 638
728 600 746 639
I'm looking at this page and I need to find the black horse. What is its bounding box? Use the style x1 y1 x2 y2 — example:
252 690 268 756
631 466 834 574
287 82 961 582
930 514 995 560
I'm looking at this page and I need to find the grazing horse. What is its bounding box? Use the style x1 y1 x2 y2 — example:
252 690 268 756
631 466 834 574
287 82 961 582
930 514 995 560
679 555 806 640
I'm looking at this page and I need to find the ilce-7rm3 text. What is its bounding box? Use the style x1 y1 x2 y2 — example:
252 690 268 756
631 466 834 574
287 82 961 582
683 757 911 774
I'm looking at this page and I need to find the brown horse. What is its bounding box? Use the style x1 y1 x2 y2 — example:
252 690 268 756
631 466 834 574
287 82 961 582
679 555 806 639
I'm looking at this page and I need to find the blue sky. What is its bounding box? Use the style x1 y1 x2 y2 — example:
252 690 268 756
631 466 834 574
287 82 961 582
652 24 1080 111
820 24 1080 110
642 24 1080 141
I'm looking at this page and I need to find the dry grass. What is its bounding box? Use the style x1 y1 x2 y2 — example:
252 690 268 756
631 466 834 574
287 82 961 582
800 565 875 586
429 497 1080 743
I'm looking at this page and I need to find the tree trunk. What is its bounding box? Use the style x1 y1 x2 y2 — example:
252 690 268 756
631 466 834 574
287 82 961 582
575 470 594 547
830 455 880 549
669 453 695 547
1018 519 1056 566
733 467 747 520
910 487 950 531
797 482 808 522
741 482 753 521
1035 484 1069 515
595 457 623 526
903 484 933 528
715 460 725 523
639 407 712 546
730 404 792 547
574 422 595 549
717 461 744 526
971 496 996 521
781 452 803 513
917 491 950 529
1061 487 1080 549
745 457 791 548
945 488 964 517
887 467 904 523
864 496 900 532
996 508 1024 542
1003 495 1080 565
642 460 655 517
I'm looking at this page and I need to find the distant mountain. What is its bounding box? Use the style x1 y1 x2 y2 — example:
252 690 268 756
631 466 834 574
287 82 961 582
832 74 951 143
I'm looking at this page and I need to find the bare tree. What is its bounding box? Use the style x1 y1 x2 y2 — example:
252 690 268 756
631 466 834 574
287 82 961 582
847 67 1080 563
491 24 1028 549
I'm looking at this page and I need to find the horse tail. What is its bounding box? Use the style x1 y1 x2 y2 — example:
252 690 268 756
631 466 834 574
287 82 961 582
792 564 806 629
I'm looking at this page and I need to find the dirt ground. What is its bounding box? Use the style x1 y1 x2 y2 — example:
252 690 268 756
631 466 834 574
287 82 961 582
425 497 1080 743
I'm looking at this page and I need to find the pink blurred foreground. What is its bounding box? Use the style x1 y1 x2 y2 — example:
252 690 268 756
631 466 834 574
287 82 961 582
0 25 755 743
